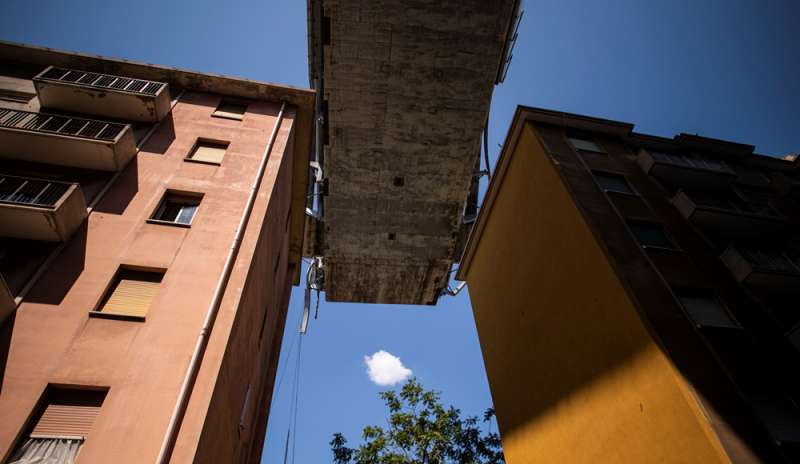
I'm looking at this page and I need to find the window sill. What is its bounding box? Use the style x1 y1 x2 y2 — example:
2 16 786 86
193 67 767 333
184 158 222 166
211 113 244 121
604 189 640 197
641 244 683 253
88 311 145 322
146 219 191 228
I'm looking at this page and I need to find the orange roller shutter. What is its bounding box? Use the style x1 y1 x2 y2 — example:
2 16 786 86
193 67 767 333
30 389 106 439
189 141 227 164
99 270 163 318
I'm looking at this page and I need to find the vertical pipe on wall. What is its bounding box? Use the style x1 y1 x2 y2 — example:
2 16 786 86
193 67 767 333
155 101 287 464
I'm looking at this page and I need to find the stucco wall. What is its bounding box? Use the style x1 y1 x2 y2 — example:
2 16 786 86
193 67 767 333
464 123 730 463
0 92 296 463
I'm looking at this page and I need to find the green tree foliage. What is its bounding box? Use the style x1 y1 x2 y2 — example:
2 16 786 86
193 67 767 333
330 378 504 464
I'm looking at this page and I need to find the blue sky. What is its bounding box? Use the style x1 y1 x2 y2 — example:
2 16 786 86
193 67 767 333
1 0 799 462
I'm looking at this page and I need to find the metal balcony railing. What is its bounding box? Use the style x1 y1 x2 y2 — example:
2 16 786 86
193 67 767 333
688 190 783 219
0 108 126 142
0 175 72 208
650 152 735 175
36 67 165 97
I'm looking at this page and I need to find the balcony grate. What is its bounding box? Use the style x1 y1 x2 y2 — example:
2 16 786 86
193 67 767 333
79 121 106 138
651 151 734 174
41 68 68 80
126 80 146 92
77 73 101 85
59 119 88 135
142 82 162 95
40 116 70 132
1 110 30 128
0 108 128 142
689 190 782 219
22 114 50 130
0 175 72 208
60 71 84 83
109 77 133 90
94 75 116 87
98 124 125 140
35 67 166 97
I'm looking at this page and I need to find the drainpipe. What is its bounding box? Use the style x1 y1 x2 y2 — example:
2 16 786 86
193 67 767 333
12 90 185 307
155 101 287 464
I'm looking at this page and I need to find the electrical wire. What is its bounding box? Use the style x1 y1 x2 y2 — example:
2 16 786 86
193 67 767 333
277 269 311 463
483 110 491 178
274 334 299 398
289 336 304 464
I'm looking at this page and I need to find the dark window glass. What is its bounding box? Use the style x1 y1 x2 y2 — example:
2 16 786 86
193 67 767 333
568 136 604 153
213 100 248 120
593 172 633 193
674 288 739 329
628 221 674 248
152 193 200 225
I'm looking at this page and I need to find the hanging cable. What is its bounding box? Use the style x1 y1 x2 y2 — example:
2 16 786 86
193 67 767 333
280 300 307 463
301 257 324 333
483 109 491 178
274 334 299 397
289 336 303 464
282 429 291 464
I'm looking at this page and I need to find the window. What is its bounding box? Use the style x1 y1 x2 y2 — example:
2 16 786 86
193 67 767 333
593 171 634 194
186 140 228 165
150 192 201 226
8 387 106 464
92 268 164 320
627 220 675 249
675 288 740 329
0 89 34 104
212 100 248 120
568 136 604 153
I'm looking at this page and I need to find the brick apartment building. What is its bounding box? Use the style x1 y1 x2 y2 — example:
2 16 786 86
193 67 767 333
0 41 313 463
458 106 800 463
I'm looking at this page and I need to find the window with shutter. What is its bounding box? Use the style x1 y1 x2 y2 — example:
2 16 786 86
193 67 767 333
8 388 106 464
187 140 228 165
93 269 164 320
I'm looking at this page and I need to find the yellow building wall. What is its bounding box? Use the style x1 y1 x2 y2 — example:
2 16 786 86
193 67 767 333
464 123 730 463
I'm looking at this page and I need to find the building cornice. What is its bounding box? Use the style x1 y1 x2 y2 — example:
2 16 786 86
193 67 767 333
456 105 798 281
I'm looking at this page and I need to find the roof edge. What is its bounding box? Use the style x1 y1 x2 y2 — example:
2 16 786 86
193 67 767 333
0 40 315 105
456 104 796 281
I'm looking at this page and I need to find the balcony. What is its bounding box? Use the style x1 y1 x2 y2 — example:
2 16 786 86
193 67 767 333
0 274 12 323
721 246 800 294
34 66 171 122
673 189 787 238
0 108 136 171
638 149 736 189
789 323 800 351
0 174 87 242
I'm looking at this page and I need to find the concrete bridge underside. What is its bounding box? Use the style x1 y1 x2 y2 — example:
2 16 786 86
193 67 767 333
307 0 519 304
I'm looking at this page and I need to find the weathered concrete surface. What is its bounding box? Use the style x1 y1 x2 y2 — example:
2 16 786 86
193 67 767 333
310 0 518 304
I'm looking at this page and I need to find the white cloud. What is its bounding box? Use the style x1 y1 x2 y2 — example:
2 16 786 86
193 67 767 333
364 350 412 386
